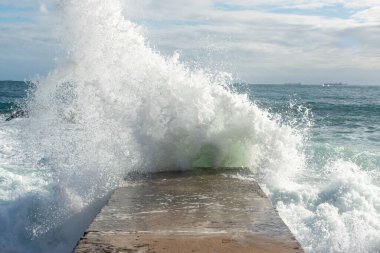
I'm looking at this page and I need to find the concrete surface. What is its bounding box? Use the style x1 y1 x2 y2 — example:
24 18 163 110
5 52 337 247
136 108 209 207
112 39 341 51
73 169 304 253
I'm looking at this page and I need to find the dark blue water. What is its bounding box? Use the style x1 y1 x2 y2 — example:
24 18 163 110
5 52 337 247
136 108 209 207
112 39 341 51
0 81 28 114
234 83 380 151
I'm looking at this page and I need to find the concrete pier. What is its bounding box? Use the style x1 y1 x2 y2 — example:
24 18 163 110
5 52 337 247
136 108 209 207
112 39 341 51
73 169 303 253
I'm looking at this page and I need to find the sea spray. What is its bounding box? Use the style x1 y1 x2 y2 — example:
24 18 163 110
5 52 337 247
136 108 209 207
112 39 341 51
29 0 304 172
273 159 380 252
0 0 305 252
228 83 380 252
1 0 379 252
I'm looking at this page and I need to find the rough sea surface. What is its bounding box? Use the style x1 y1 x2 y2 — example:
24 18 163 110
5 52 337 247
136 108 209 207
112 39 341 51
0 1 379 252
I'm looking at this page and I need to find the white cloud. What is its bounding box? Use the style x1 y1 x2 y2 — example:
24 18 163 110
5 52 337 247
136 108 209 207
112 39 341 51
119 0 380 84
39 3 48 13
0 0 379 84
215 0 379 10
352 6 380 24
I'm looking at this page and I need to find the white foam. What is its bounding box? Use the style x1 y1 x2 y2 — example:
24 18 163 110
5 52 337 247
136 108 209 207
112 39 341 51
1 1 304 252
0 1 379 252
269 160 380 253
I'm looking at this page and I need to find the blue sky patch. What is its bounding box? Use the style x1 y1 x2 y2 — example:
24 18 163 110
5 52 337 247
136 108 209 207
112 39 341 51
267 4 361 19
214 2 249 11
140 19 208 29
0 4 34 24
214 2 364 19
0 4 33 13
0 16 30 23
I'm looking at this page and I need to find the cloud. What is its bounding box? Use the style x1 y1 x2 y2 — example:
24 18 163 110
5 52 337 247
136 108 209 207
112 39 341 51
215 0 379 10
39 3 48 13
0 0 59 79
120 0 380 84
352 6 380 23
0 0 379 84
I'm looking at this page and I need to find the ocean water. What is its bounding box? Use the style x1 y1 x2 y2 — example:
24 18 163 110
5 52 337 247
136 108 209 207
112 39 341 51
0 0 379 252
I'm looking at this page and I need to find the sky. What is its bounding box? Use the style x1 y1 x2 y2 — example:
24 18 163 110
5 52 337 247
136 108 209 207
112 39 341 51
0 0 379 84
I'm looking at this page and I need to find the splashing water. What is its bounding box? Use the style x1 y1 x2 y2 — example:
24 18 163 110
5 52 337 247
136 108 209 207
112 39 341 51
29 0 305 174
0 0 379 252
1 0 303 252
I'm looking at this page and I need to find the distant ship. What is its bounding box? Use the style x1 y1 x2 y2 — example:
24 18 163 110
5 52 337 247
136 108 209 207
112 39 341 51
323 82 347 87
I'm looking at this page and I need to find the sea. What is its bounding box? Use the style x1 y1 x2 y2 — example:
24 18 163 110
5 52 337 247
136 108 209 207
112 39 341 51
0 1 379 252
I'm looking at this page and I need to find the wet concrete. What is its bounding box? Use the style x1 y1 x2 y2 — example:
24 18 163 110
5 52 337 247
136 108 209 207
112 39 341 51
73 169 304 252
